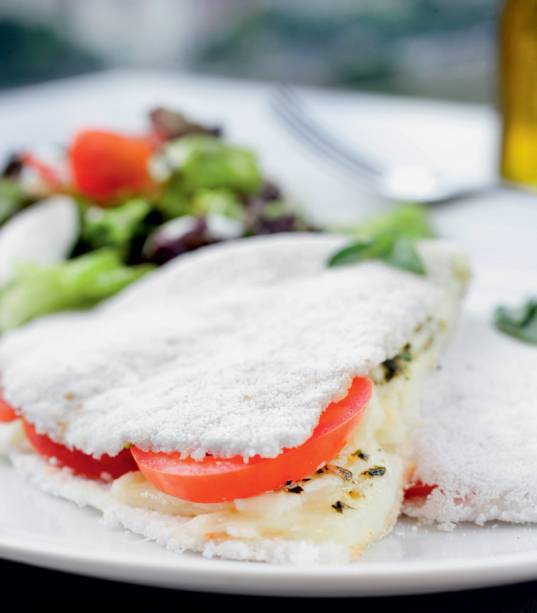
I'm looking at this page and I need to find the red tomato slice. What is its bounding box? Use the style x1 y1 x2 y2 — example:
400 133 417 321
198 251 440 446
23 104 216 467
0 393 17 423
69 130 153 201
23 420 137 481
404 481 437 499
131 376 372 503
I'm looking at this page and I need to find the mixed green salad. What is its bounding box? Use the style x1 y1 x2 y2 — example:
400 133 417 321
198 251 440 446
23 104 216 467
0 107 311 332
0 105 436 334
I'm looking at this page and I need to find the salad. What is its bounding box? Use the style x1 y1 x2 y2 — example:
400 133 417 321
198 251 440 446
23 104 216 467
0 107 311 332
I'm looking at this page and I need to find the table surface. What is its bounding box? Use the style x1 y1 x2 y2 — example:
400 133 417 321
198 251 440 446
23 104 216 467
3 557 537 608
1 69 536 602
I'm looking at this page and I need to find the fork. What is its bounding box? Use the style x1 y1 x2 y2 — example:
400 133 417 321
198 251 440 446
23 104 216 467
270 86 496 205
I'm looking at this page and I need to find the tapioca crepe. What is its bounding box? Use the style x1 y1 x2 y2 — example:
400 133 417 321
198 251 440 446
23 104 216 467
0 234 466 459
405 314 537 526
0 233 469 563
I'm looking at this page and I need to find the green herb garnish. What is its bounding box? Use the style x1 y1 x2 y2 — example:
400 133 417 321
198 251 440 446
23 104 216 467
399 343 413 362
361 466 387 478
342 204 435 241
331 500 355 513
326 464 354 481
328 205 433 274
352 449 369 461
383 237 426 275
328 235 425 274
381 357 399 382
379 344 413 383
494 299 537 345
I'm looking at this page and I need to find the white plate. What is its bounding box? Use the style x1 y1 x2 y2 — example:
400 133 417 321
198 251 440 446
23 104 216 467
1 267 536 597
1 71 537 596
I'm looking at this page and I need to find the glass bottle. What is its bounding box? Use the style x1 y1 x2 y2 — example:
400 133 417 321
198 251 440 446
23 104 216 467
500 0 537 187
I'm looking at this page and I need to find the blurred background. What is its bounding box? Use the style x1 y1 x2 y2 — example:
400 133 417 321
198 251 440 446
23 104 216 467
0 0 502 103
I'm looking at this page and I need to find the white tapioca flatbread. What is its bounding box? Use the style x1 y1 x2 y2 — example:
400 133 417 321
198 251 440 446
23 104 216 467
0 234 468 460
405 314 537 526
0 233 469 562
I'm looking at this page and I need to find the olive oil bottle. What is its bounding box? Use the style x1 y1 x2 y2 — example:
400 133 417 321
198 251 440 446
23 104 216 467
500 0 537 186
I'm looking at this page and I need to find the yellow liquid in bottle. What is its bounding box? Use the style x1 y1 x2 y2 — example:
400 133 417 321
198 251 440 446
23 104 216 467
500 0 537 187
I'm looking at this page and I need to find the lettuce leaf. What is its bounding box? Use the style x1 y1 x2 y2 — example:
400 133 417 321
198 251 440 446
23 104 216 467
0 178 26 225
191 189 244 220
0 249 153 332
165 135 262 194
80 198 151 254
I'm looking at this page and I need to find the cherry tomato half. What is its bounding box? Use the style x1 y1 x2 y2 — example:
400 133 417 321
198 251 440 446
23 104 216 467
70 130 153 201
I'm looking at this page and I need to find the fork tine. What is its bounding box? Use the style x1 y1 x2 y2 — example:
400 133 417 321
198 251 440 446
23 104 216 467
278 88 379 178
271 96 361 176
271 86 495 206
271 86 380 180
271 96 372 180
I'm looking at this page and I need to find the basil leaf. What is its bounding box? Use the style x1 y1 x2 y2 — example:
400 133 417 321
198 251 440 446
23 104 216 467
494 299 537 345
328 234 426 275
327 239 375 267
382 237 426 275
339 204 435 241
328 206 431 274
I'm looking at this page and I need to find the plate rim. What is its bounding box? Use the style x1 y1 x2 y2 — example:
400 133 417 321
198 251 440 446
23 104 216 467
3 528 537 596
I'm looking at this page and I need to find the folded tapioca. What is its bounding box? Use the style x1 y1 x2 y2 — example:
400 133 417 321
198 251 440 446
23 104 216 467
0 233 469 563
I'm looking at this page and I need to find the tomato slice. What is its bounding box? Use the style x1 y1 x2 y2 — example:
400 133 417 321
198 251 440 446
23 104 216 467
0 392 17 423
404 481 437 499
131 376 372 503
69 130 153 201
23 420 137 481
